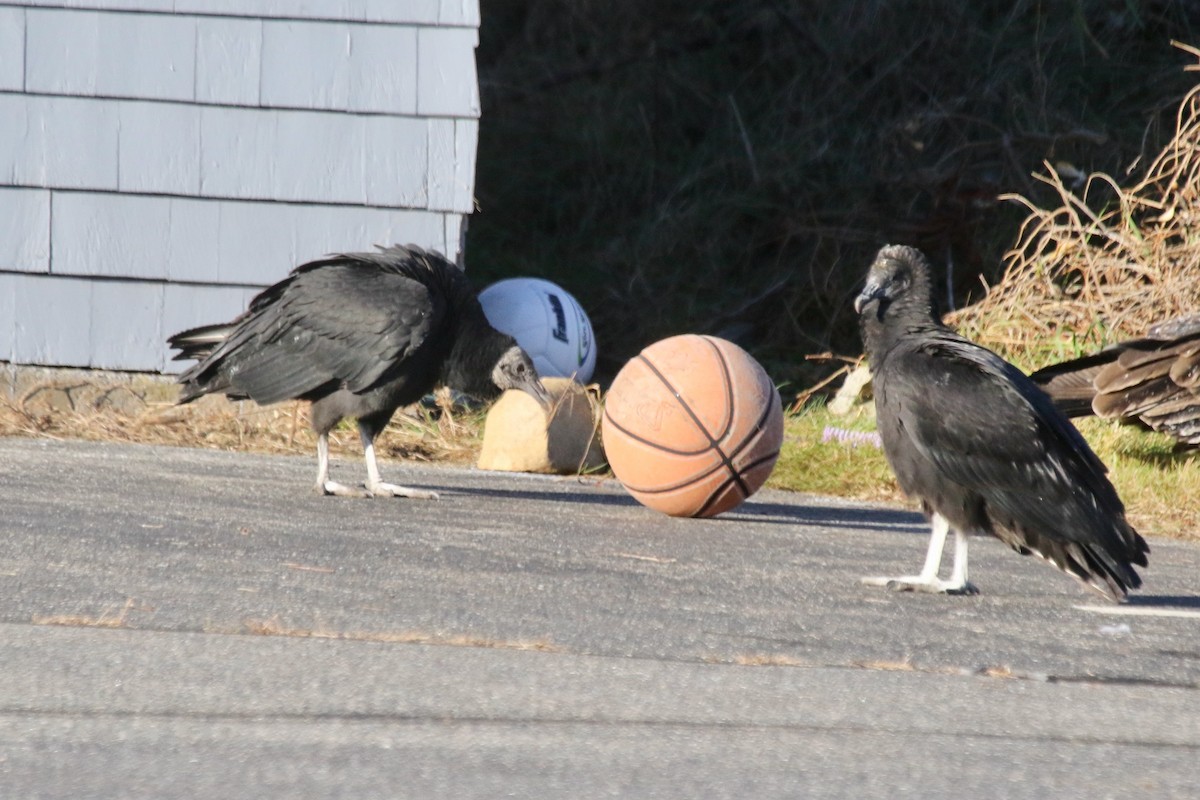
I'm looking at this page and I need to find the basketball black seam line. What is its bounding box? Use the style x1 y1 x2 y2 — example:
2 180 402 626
703 340 752 499
739 450 782 475
694 447 782 517
633 348 733 446
691 360 781 511
695 473 748 517
703 338 736 441
637 340 751 500
723 383 781 463
693 447 781 517
602 406 712 456
691 444 780 515
614 456 730 494
602 391 779 494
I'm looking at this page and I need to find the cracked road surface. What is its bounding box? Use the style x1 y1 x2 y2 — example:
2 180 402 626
2 438 1199 798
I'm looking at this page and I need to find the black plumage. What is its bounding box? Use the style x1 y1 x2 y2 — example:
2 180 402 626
855 245 1148 600
169 244 551 498
1031 313 1200 446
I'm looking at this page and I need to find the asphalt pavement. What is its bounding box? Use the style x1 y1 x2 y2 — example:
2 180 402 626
1 437 1199 798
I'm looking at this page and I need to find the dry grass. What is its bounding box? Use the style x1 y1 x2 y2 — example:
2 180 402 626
240 616 560 651
853 659 917 672
952 45 1200 370
0 381 487 467
32 598 148 629
733 653 809 667
976 666 1018 680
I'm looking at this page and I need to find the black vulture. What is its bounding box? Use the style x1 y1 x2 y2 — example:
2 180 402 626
855 245 1148 600
1031 313 1200 446
168 244 552 499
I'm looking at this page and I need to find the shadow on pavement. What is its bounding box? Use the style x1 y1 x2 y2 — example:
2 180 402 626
427 480 929 535
731 501 926 534
425 483 643 508
1126 595 1200 608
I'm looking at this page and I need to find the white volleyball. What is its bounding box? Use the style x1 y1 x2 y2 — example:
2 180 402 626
479 277 597 383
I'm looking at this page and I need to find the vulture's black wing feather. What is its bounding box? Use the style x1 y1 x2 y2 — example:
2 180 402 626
174 247 450 405
1027 351 1119 418
235 264 443 403
898 336 1111 497
1031 313 1200 445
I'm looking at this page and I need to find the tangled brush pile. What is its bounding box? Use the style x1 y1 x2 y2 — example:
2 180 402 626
954 47 1200 370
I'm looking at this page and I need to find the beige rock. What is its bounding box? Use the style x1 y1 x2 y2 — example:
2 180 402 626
477 377 605 474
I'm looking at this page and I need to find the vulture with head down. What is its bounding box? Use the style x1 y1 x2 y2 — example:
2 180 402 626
169 244 551 499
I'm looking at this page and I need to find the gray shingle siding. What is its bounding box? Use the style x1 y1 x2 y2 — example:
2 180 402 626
0 0 481 372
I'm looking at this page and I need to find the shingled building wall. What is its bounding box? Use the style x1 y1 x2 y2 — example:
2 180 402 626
0 0 481 373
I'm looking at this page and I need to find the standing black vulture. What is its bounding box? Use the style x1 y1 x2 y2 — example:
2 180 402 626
168 244 551 499
1031 313 1200 446
855 245 1148 600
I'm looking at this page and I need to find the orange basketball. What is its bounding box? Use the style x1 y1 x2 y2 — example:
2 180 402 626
601 334 784 517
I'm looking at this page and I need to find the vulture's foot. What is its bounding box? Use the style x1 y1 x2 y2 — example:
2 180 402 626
316 480 372 498
367 481 440 500
861 576 980 596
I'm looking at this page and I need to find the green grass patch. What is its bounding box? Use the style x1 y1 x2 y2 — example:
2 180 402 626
768 403 898 502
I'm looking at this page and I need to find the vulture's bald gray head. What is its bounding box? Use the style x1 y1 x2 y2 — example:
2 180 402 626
492 345 552 409
854 244 934 319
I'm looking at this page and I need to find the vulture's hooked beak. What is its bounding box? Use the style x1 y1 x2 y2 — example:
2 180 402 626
854 281 887 315
525 379 554 412
494 346 554 413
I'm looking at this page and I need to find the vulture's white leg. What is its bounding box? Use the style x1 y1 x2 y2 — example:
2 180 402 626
360 428 439 500
862 514 978 595
946 528 978 594
315 432 371 497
